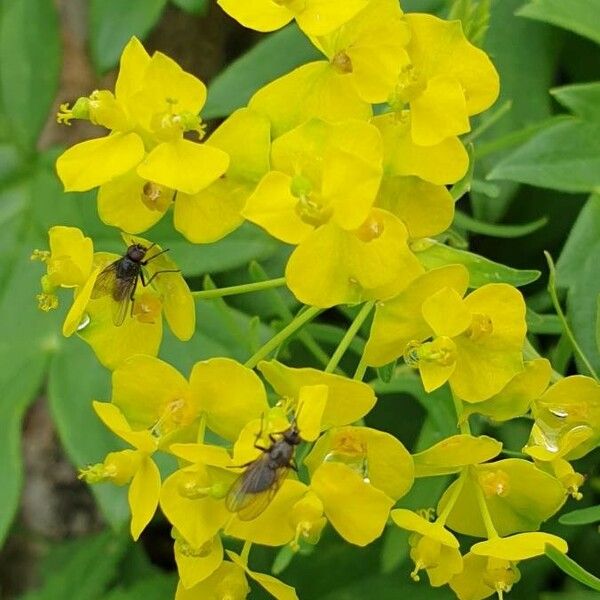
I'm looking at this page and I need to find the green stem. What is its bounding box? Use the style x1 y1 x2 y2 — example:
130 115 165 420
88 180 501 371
452 392 470 434
354 353 369 381
325 302 374 374
192 277 286 300
436 469 467 526
244 306 322 369
241 540 252 563
473 467 499 538
544 252 599 381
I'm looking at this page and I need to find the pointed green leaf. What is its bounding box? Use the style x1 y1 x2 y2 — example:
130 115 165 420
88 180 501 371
545 544 600 592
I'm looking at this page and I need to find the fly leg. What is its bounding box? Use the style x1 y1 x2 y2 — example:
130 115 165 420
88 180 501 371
142 248 170 264
253 413 270 452
129 275 140 318
143 269 180 286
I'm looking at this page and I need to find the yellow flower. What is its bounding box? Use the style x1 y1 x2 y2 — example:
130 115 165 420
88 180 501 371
174 533 224 590
243 118 383 243
111 355 269 444
437 460 566 538
450 533 567 600
391 509 463 586
365 264 470 366
524 375 600 461
257 359 377 428
366 268 526 402
285 208 424 307
392 13 499 146
535 458 585 501
304 425 414 545
56 37 229 229
217 0 369 36
79 402 160 540
308 0 411 103
175 553 298 600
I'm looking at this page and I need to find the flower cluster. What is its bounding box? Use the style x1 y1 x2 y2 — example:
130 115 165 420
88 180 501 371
33 2 598 600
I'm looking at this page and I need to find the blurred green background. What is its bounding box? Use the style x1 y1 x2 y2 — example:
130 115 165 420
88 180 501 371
0 0 599 598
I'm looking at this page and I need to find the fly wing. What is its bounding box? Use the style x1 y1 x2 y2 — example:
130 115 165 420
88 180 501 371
91 260 136 327
226 457 288 521
91 260 121 299
110 275 137 327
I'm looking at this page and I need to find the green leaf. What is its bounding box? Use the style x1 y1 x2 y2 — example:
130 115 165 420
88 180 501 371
101 573 177 600
22 530 130 600
413 239 541 287
544 544 600 592
171 0 208 14
89 0 168 73
556 194 600 288
470 0 561 221
526 308 562 335
203 23 319 119
552 83 600 122
48 338 129 528
376 361 396 384
489 118 600 193
559 504 600 526
0 0 61 151
454 210 548 238
597 295 600 356
567 241 600 377
517 0 600 45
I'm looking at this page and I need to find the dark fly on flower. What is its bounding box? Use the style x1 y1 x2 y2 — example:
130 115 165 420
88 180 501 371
225 421 302 521
91 243 178 326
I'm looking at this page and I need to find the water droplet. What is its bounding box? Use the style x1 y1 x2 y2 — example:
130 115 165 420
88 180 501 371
77 313 91 331
549 407 569 419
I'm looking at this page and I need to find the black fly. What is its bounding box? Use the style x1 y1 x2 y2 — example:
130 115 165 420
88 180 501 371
91 243 178 326
225 421 302 521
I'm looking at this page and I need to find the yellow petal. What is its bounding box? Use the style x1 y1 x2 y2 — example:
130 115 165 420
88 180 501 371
376 176 455 239
418 337 458 393
208 107 271 182
160 466 230 549
250 61 371 138
92 401 157 452
225 480 308 546
452 284 526 402
422 287 471 337
217 0 292 32
471 532 568 561
463 359 551 421
175 535 223 590
227 551 299 600
56 132 145 192
311 462 394 546
296 385 327 442
373 112 469 185
243 171 313 244
413 434 503 477
364 264 469 366
115 37 151 109
175 560 249 600
258 360 376 428
286 210 423 308
391 509 459 548
98 170 172 234
62 267 100 337
112 355 193 430
133 51 207 127
411 74 470 146
169 443 233 468
175 178 248 243
404 14 499 116
77 290 163 370
190 358 269 442
47 226 94 288
297 0 370 36
129 456 161 540
137 139 229 195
